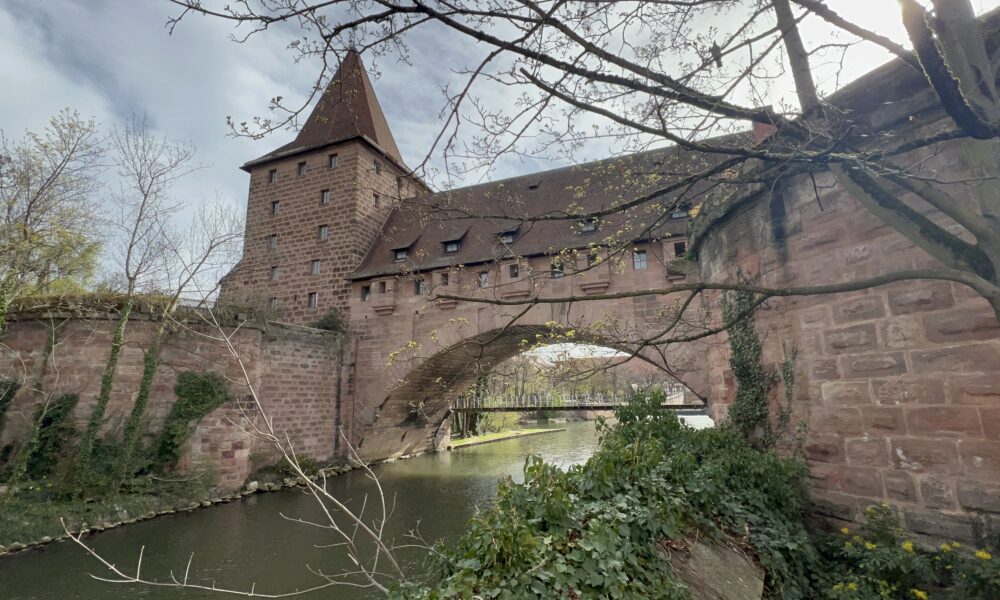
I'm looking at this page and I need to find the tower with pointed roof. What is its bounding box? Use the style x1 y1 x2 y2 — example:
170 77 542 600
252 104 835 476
221 51 425 324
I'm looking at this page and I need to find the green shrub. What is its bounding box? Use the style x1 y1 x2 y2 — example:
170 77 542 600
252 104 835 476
824 505 1000 600
313 309 346 332
394 390 822 599
152 371 233 471
25 393 79 480
0 378 21 440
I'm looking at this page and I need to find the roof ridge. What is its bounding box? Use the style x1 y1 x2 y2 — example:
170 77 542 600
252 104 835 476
419 130 751 198
243 50 404 169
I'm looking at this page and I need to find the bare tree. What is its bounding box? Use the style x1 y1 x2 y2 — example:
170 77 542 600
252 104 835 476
0 110 104 329
75 115 197 486
116 197 244 485
164 0 1000 330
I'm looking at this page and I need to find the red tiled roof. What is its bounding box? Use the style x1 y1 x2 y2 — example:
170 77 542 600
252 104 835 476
352 133 751 280
243 50 404 169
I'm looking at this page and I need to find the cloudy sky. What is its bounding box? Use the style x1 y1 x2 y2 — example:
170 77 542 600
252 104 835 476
3 0 998 235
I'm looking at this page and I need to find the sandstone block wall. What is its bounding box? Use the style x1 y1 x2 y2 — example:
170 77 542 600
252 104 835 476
221 140 421 325
696 139 1000 543
0 311 344 490
345 240 707 461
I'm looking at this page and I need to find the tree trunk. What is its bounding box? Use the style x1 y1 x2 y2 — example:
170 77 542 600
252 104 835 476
75 296 134 488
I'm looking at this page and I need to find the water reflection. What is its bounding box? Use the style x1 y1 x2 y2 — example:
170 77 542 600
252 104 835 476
0 421 600 599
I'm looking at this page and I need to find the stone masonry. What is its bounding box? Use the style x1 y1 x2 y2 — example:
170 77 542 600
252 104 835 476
0 309 343 490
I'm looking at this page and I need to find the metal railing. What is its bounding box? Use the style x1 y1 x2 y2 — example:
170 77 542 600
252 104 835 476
451 390 698 412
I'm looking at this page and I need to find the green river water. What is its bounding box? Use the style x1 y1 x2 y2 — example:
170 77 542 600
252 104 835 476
0 421 600 599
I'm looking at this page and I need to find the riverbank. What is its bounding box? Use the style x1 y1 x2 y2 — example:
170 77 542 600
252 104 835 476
1 422 602 599
0 457 399 556
448 427 565 449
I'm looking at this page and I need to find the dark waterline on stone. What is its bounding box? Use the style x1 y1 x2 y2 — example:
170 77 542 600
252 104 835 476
0 421 600 599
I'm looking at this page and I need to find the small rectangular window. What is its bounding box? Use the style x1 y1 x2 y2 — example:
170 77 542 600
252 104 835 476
670 209 688 220
268 169 277 184
633 250 648 271
441 272 450 286
394 248 408 262
415 279 427 295
674 241 687 257
310 260 321 275
373 193 380 208
321 189 330 205
444 241 460 253
328 154 338 168
580 218 598 233
587 253 599 266
551 259 564 278
268 234 277 249
271 201 280 215
378 281 387 294
478 271 489 288
498 232 515 244
361 286 371 301
318 225 329 240
269 297 278 310
509 263 519 278
270 266 279 281
297 161 308 176
373 159 382 174
307 292 318 308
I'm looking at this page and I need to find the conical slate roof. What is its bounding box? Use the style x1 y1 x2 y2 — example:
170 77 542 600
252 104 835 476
243 50 403 169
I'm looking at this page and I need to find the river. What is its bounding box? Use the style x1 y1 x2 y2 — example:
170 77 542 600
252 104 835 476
0 421 601 599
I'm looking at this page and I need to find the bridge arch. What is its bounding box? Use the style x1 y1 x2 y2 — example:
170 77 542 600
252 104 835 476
350 319 707 461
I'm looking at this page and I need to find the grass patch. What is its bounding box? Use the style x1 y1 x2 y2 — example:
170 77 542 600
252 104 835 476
449 428 563 449
0 478 214 546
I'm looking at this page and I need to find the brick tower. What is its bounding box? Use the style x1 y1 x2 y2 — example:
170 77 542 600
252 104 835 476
221 51 424 324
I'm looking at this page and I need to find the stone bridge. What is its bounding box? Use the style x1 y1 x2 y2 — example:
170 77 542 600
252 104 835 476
345 247 706 460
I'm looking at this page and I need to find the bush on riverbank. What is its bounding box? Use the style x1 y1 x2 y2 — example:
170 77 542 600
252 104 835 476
394 390 999 599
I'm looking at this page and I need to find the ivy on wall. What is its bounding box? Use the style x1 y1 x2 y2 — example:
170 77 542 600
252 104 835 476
722 287 773 447
0 379 21 441
152 371 233 471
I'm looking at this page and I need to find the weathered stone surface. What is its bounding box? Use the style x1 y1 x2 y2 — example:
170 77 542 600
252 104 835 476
887 283 955 315
824 324 877 354
671 540 764 600
821 381 871 405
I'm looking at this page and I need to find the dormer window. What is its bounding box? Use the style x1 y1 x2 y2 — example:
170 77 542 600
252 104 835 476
478 271 489 288
393 248 408 262
579 218 598 233
498 231 516 244
674 241 687 257
551 259 565 278
669 207 690 220
444 240 460 253
508 263 519 278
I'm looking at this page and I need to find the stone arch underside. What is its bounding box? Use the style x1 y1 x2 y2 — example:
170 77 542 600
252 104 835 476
354 323 708 461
